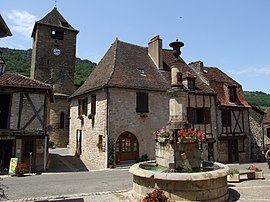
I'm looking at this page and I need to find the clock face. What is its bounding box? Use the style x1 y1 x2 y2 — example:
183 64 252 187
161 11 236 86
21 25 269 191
53 48 61 56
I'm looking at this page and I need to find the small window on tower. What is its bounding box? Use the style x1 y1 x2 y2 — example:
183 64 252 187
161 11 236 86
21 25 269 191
51 29 64 40
61 21 69 28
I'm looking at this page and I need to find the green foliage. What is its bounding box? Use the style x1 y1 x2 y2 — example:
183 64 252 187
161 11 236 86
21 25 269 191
230 168 240 175
244 91 270 111
0 47 96 85
140 154 149 162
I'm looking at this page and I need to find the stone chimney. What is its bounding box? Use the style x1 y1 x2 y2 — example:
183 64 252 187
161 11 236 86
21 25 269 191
189 61 204 73
148 35 163 70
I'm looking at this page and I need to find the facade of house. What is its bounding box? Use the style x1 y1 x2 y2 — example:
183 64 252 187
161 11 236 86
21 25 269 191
30 8 79 147
190 61 252 162
68 35 259 168
0 73 53 172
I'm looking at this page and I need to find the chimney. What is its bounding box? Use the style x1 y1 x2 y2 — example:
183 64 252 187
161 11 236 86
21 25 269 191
189 61 204 73
148 35 163 70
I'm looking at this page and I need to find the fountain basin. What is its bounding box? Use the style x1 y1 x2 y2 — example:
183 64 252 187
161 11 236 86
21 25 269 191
129 161 230 202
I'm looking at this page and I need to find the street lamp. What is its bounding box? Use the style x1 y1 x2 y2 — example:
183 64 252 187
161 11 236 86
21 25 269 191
0 51 6 74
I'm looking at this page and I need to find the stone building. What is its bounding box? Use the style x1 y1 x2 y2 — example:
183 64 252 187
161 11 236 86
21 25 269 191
264 108 270 147
190 61 253 162
68 35 259 168
30 8 79 147
248 105 265 161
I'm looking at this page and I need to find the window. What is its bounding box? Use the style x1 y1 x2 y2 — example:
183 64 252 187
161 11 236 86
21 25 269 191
51 29 64 40
61 21 69 28
91 94 96 115
78 97 88 116
59 112 65 129
221 109 231 127
228 86 237 102
188 79 195 91
238 139 245 152
136 92 149 113
0 94 11 129
267 128 270 138
187 107 210 124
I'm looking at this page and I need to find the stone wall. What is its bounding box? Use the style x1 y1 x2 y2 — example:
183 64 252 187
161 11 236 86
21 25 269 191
249 108 264 161
69 88 169 168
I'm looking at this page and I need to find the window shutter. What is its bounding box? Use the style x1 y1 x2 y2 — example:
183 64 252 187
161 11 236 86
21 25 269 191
136 92 148 113
78 99 81 115
91 94 96 115
187 107 194 124
203 108 211 124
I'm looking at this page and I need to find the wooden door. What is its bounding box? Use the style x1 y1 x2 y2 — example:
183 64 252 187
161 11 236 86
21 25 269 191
228 139 239 162
116 133 139 163
22 139 36 172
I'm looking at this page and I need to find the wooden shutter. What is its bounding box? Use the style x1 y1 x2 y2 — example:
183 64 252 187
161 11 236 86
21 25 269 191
91 94 96 115
187 107 195 124
136 92 148 113
203 108 211 124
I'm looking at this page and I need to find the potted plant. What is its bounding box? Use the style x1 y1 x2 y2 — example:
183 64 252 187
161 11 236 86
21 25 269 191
88 113 95 119
227 168 240 182
247 165 264 179
96 143 102 151
77 115 84 120
154 127 170 142
15 163 28 177
108 155 114 168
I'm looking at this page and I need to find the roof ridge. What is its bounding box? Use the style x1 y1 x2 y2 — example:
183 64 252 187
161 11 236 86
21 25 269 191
106 39 119 85
9 72 52 88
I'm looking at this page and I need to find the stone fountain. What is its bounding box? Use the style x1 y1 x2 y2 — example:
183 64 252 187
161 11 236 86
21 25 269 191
129 40 230 201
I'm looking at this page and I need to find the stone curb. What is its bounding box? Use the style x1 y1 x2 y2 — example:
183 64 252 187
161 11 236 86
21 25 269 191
3 190 130 202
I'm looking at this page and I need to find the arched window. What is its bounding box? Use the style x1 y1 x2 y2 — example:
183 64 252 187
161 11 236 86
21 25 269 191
60 112 65 129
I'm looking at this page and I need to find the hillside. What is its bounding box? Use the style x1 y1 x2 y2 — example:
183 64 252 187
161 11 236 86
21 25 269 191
244 91 270 111
0 47 96 85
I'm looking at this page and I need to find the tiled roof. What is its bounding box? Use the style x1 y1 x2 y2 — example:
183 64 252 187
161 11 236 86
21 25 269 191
31 7 78 37
201 67 250 107
264 108 270 123
0 15 12 38
70 40 171 98
0 72 52 89
162 50 216 95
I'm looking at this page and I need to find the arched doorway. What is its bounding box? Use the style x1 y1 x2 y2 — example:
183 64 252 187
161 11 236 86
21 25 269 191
115 132 139 163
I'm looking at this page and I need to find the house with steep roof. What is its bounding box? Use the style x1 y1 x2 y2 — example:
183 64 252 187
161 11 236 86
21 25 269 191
0 72 54 173
68 36 229 168
190 61 265 162
0 15 54 173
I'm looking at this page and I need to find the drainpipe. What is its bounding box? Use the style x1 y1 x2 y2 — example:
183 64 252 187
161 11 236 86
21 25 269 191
105 86 110 168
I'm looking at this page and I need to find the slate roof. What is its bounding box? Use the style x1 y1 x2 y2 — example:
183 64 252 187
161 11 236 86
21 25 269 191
31 7 79 37
162 50 216 95
201 66 250 107
70 39 171 98
0 15 12 38
0 72 54 100
264 108 270 123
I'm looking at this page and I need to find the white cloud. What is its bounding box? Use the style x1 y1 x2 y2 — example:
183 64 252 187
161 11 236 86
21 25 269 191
6 10 38 38
228 66 270 76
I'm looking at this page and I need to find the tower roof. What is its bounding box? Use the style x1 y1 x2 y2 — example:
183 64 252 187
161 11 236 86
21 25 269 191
31 7 79 37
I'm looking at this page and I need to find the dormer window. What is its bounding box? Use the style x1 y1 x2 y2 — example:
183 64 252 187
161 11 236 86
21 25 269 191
137 68 146 76
61 21 69 28
228 86 237 102
188 79 195 91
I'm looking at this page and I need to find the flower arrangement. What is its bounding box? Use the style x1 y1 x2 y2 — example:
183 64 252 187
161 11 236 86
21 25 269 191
141 188 170 202
177 128 204 143
247 165 263 172
154 127 170 138
15 163 28 176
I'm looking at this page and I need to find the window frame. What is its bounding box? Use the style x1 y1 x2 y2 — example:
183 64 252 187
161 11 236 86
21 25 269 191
51 29 64 40
228 86 237 102
187 78 196 91
187 107 210 124
221 109 231 127
136 92 149 113
78 97 88 116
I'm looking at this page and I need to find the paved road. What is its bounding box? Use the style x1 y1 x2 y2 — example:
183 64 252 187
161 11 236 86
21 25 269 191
1 148 270 201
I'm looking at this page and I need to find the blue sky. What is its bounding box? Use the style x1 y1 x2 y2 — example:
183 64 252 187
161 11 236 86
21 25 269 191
1 0 270 93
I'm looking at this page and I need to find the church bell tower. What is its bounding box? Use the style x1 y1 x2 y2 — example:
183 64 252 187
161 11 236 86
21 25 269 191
31 7 79 147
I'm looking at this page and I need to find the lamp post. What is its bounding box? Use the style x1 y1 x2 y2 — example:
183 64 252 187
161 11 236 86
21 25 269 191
0 51 6 74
